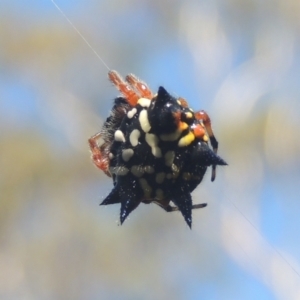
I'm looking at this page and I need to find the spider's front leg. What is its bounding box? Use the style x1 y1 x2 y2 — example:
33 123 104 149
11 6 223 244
108 70 140 106
88 133 111 177
125 73 153 99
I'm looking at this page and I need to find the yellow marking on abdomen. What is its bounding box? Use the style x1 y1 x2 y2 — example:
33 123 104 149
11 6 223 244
178 131 195 147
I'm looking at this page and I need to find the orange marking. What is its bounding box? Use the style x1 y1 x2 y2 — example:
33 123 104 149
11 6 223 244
192 124 205 138
173 111 181 122
179 121 188 131
195 110 214 139
172 111 188 132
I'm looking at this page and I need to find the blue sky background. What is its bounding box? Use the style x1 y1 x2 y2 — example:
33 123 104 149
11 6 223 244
1 0 300 299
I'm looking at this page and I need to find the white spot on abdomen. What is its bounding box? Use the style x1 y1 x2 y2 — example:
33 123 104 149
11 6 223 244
137 98 151 108
144 165 154 174
129 129 141 147
145 133 162 158
114 130 125 142
131 165 144 177
110 166 129 176
139 110 151 133
164 151 175 167
155 189 164 200
152 147 162 158
127 108 137 119
139 178 152 198
122 149 134 162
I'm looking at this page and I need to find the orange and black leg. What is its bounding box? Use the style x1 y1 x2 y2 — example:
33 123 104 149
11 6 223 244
125 73 153 99
88 133 111 177
108 70 140 106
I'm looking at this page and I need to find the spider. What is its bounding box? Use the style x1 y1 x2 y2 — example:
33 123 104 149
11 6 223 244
89 71 227 228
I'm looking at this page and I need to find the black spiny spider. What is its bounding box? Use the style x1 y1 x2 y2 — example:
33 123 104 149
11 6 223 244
89 71 227 228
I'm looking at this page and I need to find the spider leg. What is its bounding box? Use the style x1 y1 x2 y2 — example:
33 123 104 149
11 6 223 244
177 97 189 108
153 200 207 212
161 203 207 212
108 70 140 106
88 133 111 177
195 110 219 181
125 73 153 99
192 203 208 210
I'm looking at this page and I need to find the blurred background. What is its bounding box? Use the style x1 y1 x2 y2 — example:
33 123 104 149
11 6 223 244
1 0 300 299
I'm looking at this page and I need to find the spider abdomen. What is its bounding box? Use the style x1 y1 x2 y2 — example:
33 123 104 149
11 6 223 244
89 71 227 228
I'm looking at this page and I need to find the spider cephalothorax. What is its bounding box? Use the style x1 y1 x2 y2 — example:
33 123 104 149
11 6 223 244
89 71 227 228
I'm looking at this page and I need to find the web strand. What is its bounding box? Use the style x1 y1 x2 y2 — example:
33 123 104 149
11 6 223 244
227 198 300 278
51 0 110 71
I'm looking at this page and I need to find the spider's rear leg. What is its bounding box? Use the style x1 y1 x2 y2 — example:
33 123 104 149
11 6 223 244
192 203 208 210
88 133 111 177
154 200 207 212
195 110 219 181
125 74 153 99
